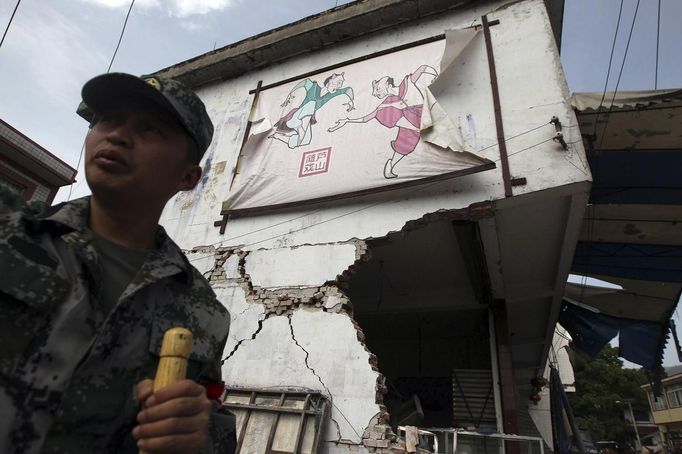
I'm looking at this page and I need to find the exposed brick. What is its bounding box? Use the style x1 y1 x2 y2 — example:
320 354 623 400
296 288 319 298
363 439 378 448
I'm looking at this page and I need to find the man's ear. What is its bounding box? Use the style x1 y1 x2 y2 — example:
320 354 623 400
177 165 202 191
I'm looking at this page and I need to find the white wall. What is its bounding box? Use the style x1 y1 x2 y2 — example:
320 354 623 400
245 243 357 289
161 0 587 252
162 0 589 446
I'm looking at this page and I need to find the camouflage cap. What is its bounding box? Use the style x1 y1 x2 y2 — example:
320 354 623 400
77 72 214 160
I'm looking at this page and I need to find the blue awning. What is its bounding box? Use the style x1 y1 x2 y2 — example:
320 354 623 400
569 89 682 390
559 302 668 373
587 150 682 205
572 241 682 283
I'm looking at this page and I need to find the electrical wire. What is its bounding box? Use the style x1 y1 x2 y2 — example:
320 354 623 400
597 0 641 150
592 0 624 138
66 142 86 201
107 0 136 73
581 0 640 298
505 137 553 159
0 0 21 49
655 0 661 89
189 121 564 262
66 0 136 201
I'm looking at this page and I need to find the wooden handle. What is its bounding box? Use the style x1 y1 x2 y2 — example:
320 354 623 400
139 327 193 454
152 327 193 390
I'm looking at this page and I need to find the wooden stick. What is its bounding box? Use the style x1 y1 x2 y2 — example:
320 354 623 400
139 327 193 454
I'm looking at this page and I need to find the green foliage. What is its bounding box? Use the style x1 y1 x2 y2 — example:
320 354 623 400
568 345 649 444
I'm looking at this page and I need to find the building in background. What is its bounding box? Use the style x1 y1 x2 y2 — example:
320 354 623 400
0 118 76 204
149 0 611 453
643 366 682 451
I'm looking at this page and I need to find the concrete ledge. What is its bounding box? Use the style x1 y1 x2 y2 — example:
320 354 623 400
155 0 475 87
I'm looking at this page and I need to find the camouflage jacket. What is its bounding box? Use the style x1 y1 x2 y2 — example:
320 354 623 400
0 190 234 453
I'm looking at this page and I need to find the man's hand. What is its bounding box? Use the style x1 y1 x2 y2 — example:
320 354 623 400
133 379 211 453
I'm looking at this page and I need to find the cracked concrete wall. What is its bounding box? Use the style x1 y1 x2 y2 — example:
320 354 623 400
186 250 216 277
185 245 390 450
213 284 266 358
159 1 584 451
246 243 357 289
160 0 586 252
289 310 381 444
221 309 381 445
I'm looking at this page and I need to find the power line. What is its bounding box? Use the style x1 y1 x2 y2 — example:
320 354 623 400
506 137 553 159
597 0 641 150
66 141 86 201
67 0 136 201
107 0 136 73
655 0 661 89
189 123 562 261
592 0 624 138
0 0 21 49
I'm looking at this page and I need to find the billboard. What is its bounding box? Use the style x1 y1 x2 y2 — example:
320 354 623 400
223 29 494 216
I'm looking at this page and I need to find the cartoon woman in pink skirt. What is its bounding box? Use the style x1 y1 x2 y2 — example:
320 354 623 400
328 65 438 179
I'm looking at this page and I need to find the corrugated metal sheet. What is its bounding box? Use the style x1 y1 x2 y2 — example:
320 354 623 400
452 369 496 428
565 279 681 323
570 89 682 112
566 89 682 379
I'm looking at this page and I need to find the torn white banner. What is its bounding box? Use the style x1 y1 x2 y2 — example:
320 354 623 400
223 34 493 215
421 28 481 152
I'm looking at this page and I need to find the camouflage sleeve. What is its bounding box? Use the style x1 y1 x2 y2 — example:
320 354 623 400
198 294 235 454
0 182 28 214
205 403 237 454
0 182 47 217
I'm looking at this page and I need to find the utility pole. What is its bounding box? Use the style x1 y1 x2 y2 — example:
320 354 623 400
617 399 642 453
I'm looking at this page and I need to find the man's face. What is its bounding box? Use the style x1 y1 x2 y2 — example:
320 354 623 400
84 98 199 208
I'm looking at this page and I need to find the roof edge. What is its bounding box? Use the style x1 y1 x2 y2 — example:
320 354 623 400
154 0 484 88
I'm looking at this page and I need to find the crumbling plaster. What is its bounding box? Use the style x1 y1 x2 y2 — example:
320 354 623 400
189 244 392 447
160 0 587 252
220 308 382 445
245 243 358 289
185 249 215 277
182 203 502 450
213 283 266 358
162 0 593 450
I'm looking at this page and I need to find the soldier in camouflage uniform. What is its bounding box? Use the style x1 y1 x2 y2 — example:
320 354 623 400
0 73 235 453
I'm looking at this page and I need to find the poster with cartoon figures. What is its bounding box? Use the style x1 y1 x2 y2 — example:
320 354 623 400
223 31 494 215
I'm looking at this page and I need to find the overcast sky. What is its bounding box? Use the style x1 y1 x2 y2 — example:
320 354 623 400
1 0 679 200
1 0 680 366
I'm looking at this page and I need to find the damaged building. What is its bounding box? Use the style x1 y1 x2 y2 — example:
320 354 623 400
154 0 595 453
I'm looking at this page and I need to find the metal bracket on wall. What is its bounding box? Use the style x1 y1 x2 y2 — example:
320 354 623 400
482 15 512 198
216 80 264 234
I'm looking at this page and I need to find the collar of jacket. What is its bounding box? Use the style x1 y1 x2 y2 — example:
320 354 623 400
33 196 194 286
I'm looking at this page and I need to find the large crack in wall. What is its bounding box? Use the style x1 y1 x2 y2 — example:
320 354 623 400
184 237 424 453
287 314 345 443
222 313 270 363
